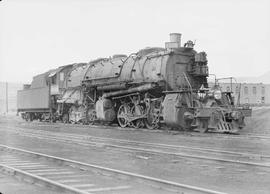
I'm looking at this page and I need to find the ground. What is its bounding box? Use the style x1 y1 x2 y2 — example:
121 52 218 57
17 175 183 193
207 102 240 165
0 107 269 194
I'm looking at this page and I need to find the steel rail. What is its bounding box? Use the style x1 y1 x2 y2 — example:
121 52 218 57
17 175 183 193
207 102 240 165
4 126 270 159
76 133 270 158
2 127 270 169
0 144 226 194
13 121 270 140
18 128 270 158
0 163 90 194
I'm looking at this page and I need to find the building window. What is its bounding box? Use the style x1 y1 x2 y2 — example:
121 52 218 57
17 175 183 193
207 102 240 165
252 86 257 95
262 86 265 95
244 86 248 95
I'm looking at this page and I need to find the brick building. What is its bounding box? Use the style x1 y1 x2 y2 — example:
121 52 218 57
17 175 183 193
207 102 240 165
210 82 270 105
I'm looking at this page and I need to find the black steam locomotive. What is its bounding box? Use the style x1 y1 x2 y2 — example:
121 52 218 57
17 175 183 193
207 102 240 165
17 33 251 133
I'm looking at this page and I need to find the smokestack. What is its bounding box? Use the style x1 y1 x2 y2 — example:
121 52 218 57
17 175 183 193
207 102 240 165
165 33 182 49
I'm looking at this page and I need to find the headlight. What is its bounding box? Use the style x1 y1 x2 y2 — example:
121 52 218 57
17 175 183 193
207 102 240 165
231 111 241 120
214 90 222 100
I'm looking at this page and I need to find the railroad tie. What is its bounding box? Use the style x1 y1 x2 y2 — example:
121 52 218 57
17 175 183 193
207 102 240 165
85 185 131 192
34 171 76 176
70 183 95 189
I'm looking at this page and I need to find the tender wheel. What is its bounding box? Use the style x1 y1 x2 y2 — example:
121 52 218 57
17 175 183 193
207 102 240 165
25 113 30 122
25 113 34 122
117 104 129 128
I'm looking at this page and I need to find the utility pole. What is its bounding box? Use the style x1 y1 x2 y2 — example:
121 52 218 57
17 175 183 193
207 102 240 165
6 82 8 114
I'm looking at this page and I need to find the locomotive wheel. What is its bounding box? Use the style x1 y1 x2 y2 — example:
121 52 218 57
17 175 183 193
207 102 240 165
117 104 129 128
86 109 96 125
62 113 69 123
50 114 56 123
131 105 144 129
145 116 159 129
144 102 160 130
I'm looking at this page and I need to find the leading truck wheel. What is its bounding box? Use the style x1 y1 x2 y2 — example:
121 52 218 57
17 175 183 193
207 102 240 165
117 104 129 128
197 118 209 133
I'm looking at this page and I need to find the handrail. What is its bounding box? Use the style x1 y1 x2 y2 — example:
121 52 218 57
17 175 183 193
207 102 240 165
183 72 194 107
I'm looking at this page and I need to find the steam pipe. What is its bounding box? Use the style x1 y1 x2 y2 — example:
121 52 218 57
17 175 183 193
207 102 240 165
102 83 157 98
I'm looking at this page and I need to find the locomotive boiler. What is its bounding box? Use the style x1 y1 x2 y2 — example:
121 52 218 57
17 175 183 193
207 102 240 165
17 33 251 133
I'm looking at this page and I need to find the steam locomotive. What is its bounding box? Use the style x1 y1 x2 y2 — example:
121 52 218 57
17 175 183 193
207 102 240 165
17 33 251 133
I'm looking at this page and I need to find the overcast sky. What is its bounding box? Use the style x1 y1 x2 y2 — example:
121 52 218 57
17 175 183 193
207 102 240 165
0 0 270 83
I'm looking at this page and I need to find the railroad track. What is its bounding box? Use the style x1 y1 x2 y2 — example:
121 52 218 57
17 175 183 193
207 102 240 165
2 126 270 169
0 144 226 194
18 121 270 141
